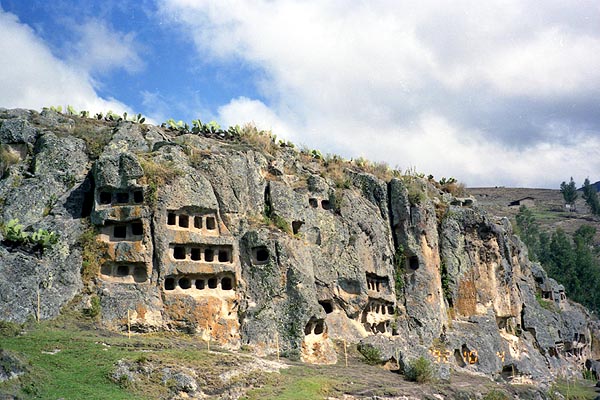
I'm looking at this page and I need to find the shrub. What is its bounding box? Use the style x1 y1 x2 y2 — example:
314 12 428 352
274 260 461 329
238 123 278 155
2 219 28 243
138 156 182 205
0 320 22 337
404 356 434 383
30 228 59 248
263 213 292 234
1 219 59 253
358 344 382 365
84 295 101 319
79 225 106 284
403 178 425 206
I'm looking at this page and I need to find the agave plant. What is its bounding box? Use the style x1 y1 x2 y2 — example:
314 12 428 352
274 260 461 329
66 105 77 116
105 110 122 122
30 229 59 248
3 219 28 243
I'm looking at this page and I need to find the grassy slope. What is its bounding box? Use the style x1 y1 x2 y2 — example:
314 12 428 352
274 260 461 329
4 313 594 400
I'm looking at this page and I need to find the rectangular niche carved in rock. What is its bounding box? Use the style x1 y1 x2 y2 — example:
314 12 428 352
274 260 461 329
179 214 189 228
169 244 233 263
131 222 144 236
167 212 177 225
205 216 216 230
218 250 230 263
99 262 149 283
366 273 389 293
292 220 304 235
133 190 144 204
113 225 127 239
165 277 176 290
115 192 129 204
194 216 202 229
319 300 334 314
190 247 201 261
163 273 236 293
408 256 419 270
99 191 112 205
173 246 186 260
208 277 218 289
252 246 270 265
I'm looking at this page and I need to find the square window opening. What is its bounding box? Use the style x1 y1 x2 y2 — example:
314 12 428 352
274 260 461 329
218 250 230 263
178 215 189 228
190 248 201 261
173 246 186 260
131 222 143 236
221 277 233 290
116 265 129 276
133 190 144 204
179 277 191 289
165 277 176 290
115 192 129 204
206 217 216 230
99 192 112 205
114 225 127 239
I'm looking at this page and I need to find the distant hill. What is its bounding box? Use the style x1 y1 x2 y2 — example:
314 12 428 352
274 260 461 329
467 186 600 244
578 180 600 192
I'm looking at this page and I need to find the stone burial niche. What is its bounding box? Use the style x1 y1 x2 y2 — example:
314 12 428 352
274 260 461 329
99 220 145 242
361 300 396 335
169 244 233 264
166 210 220 236
163 272 236 295
100 262 150 283
301 317 337 364
97 188 144 207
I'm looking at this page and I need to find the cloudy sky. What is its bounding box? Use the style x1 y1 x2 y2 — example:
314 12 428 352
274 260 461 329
1 0 599 188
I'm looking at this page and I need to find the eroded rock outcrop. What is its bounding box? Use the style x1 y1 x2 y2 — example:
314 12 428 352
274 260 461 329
0 108 598 382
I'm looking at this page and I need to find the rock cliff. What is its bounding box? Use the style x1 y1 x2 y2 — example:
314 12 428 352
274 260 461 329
1 108 598 384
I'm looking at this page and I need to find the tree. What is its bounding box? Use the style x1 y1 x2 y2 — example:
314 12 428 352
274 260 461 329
515 206 540 260
582 178 600 215
560 177 578 211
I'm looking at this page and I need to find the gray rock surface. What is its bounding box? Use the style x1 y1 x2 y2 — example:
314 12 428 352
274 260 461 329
0 350 26 382
0 109 598 382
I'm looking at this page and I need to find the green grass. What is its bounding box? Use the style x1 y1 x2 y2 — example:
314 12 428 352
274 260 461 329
550 379 599 399
0 322 143 399
243 367 338 399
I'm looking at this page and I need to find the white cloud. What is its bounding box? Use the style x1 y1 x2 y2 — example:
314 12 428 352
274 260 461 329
160 1 600 186
217 96 295 137
0 9 132 114
68 19 144 75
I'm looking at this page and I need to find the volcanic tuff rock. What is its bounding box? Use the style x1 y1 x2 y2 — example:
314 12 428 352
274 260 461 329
0 108 599 382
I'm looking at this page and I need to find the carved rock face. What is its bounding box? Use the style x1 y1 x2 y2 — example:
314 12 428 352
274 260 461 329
0 111 597 378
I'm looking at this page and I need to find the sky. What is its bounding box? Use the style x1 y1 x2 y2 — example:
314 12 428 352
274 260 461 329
0 1 599 188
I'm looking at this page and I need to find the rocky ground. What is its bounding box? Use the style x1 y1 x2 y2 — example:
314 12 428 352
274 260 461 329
3 313 598 400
